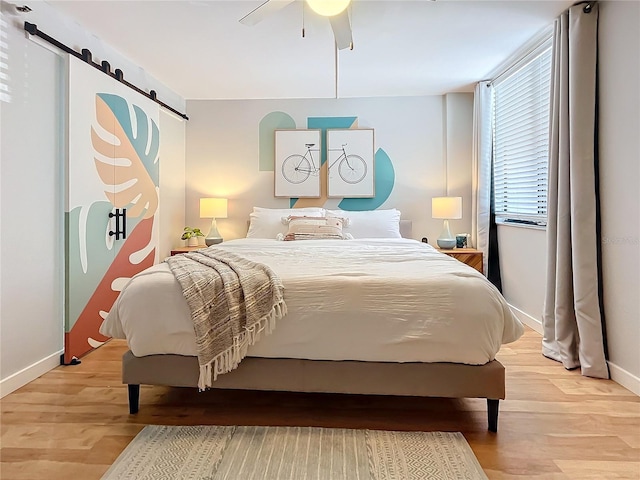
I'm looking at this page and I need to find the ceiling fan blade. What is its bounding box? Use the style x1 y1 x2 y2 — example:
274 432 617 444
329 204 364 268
329 10 353 50
239 0 295 26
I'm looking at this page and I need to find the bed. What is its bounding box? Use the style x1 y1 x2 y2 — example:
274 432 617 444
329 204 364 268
100 209 524 432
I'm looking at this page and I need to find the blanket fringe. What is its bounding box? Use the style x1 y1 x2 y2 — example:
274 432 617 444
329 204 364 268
198 299 288 391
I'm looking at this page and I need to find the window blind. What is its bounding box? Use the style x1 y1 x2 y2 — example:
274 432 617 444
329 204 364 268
0 13 10 103
492 38 552 225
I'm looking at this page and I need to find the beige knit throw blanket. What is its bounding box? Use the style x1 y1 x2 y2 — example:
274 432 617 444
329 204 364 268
166 249 287 390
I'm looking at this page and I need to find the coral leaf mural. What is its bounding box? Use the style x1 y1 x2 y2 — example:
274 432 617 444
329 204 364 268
92 94 159 219
64 217 156 363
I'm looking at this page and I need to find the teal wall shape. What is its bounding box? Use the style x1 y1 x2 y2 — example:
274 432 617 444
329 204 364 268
97 93 160 186
338 148 395 211
259 111 296 171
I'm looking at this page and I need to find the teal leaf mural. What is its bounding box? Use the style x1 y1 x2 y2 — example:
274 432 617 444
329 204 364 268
65 202 141 330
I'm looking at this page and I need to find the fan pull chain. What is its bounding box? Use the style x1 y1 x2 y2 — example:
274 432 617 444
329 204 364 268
301 0 305 38
349 3 353 50
334 42 338 99
349 2 354 50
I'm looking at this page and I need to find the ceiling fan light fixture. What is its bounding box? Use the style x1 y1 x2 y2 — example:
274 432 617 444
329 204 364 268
306 0 350 17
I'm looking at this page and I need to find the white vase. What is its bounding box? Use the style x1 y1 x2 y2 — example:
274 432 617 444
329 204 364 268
187 237 199 247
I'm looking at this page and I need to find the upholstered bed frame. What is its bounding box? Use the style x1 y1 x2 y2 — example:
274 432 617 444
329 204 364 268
123 353 504 431
121 221 505 431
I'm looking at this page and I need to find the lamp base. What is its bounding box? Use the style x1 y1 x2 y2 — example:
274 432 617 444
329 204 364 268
437 219 456 249
205 218 223 246
437 238 456 249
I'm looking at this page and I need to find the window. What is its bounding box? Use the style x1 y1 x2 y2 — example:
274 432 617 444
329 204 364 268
492 37 553 226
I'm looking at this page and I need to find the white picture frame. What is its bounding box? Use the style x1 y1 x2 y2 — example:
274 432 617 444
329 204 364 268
274 129 322 198
326 129 375 198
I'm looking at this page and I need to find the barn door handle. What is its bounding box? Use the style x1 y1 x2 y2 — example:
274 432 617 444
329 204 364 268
108 208 127 240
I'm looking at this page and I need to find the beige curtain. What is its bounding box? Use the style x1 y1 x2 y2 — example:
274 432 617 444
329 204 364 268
542 2 608 379
471 81 493 275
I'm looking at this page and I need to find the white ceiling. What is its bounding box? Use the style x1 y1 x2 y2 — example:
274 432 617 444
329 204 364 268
45 0 572 100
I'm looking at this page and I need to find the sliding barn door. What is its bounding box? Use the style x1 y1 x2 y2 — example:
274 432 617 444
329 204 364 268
64 58 160 363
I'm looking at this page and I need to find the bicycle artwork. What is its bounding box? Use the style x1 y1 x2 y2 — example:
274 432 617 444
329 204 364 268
274 129 322 198
274 128 375 199
327 128 375 198
281 143 367 185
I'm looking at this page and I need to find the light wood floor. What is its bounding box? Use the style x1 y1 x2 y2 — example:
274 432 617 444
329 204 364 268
1 326 639 479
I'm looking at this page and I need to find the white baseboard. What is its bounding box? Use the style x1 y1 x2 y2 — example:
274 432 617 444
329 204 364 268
0 350 63 398
608 361 640 396
506 303 639 396
508 303 543 335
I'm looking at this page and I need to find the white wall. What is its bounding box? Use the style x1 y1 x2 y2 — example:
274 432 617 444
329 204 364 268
497 225 547 332
0 6 185 396
185 95 474 244
0 18 64 395
159 111 186 259
598 0 640 392
497 1 640 394
445 93 474 238
13 0 186 114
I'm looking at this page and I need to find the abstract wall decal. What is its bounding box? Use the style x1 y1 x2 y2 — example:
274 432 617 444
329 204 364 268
326 129 375 198
259 111 296 171
309 116 358 131
338 148 395 211
274 129 322 198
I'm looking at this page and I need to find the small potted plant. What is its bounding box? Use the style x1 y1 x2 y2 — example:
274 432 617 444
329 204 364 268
181 227 204 246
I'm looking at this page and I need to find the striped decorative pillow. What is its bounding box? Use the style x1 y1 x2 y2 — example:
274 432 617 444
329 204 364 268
284 216 348 241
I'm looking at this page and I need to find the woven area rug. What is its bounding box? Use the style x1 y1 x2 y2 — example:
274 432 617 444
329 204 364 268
102 425 488 480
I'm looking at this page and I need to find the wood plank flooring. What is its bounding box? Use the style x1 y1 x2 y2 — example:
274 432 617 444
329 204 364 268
1 327 639 479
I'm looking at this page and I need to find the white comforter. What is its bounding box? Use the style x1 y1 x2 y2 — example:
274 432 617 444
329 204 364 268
100 238 523 365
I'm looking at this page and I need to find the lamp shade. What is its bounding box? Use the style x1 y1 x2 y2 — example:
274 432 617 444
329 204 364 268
306 0 350 17
200 198 228 219
432 197 462 220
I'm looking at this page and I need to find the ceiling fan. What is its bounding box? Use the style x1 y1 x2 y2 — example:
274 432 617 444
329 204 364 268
239 0 354 50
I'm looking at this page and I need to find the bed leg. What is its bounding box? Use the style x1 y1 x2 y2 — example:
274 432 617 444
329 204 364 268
128 384 140 414
487 399 499 432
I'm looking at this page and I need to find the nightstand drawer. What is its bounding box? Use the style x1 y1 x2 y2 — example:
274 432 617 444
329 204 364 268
436 248 483 274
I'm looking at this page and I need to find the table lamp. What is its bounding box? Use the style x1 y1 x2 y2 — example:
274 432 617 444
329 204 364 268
200 198 228 246
432 196 462 249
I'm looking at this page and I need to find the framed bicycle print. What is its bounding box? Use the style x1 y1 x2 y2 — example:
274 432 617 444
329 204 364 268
274 129 322 198
326 129 375 198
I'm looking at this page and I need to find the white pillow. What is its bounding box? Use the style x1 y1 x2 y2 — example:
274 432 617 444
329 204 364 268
247 207 325 238
326 208 402 238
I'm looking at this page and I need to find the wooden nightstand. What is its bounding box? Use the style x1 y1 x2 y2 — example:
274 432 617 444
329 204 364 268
170 246 207 256
436 247 483 274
